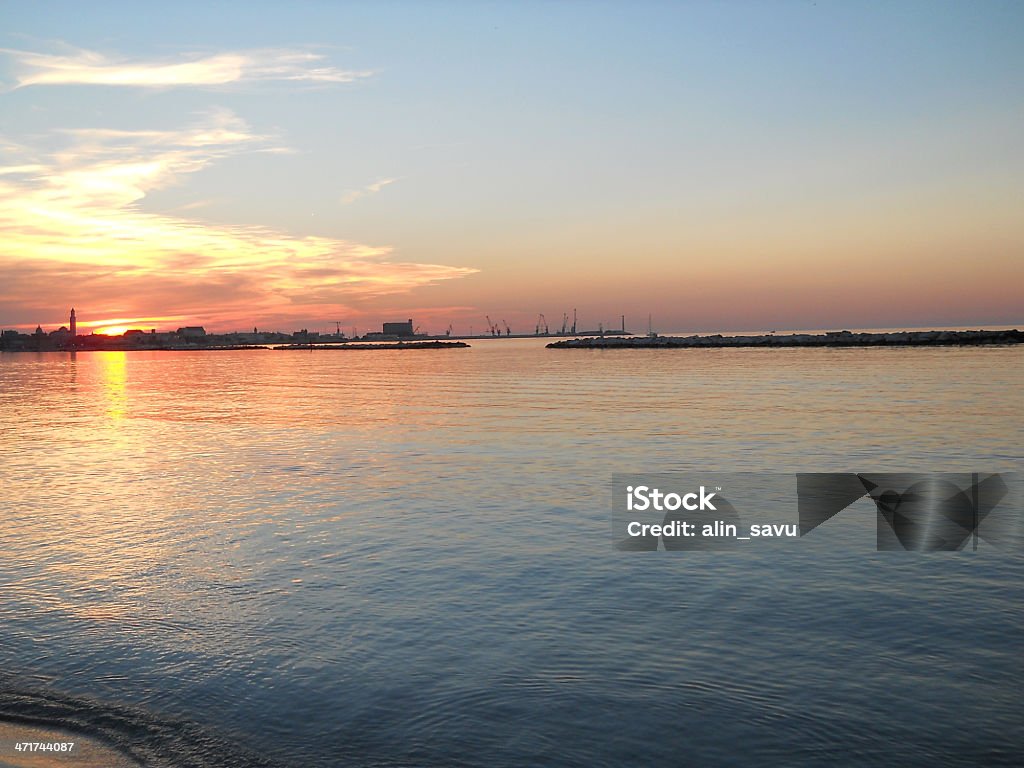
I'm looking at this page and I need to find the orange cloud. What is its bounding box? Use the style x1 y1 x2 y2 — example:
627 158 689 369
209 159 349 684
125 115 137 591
0 111 477 331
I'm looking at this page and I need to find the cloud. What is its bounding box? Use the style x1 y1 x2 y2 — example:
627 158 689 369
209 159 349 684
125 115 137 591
340 177 397 205
0 164 45 175
1 45 373 88
0 113 477 331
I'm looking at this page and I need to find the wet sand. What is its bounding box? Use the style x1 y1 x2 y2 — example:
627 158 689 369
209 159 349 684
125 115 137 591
0 722 139 768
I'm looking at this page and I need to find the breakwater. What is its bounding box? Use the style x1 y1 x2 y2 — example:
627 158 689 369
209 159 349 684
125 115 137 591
274 340 470 350
547 328 1023 349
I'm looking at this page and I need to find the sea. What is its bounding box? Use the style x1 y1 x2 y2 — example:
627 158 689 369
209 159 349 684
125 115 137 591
0 334 1021 767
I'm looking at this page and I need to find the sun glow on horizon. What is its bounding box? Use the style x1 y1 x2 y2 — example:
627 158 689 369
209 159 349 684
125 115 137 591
83 316 175 335
92 326 134 336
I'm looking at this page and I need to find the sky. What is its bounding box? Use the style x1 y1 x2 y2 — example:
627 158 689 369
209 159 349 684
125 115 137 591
1 1 1022 335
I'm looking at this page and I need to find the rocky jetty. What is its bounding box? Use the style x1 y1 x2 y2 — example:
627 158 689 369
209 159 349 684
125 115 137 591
547 329 1023 349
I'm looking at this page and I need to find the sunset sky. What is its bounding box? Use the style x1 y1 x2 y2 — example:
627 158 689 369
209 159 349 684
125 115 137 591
1 1 1022 335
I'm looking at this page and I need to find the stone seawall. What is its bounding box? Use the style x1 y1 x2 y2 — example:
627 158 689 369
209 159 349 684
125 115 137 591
547 329 1023 349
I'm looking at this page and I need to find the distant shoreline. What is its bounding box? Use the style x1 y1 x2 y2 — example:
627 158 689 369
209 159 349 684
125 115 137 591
4 331 1022 353
547 329 1023 349
0 341 471 353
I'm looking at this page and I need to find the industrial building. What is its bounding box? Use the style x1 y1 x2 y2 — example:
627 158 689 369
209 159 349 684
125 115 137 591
381 319 415 337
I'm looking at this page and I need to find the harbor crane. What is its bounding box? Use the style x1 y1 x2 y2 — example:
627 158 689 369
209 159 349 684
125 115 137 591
560 313 568 334
502 320 511 336
485 315 499 336
535 314 548 335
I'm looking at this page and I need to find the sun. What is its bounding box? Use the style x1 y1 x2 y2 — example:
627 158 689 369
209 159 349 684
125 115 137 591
93 325 132 336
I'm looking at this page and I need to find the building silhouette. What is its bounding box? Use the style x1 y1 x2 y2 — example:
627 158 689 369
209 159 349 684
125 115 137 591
382 319 415 337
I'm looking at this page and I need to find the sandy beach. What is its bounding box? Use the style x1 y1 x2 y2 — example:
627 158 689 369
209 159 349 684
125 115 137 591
0 722 138 768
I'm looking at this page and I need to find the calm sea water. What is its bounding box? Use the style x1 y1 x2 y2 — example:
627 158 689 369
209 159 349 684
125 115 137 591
1 339 1021 767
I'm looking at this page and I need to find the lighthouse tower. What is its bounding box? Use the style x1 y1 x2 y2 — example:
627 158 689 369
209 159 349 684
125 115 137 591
69 308 77 341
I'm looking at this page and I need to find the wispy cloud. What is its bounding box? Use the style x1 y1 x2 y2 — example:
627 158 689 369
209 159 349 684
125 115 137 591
0 113 476 330
340 177 397 205
2 45 373 88
0 164 45 175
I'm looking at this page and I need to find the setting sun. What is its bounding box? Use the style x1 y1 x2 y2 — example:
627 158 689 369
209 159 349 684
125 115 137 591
92 326 132 336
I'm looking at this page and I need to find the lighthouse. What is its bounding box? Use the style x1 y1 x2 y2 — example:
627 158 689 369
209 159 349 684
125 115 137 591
69 308 77 341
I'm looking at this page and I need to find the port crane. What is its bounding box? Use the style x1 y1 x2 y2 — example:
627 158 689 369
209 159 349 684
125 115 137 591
535 314 548 335
502 320 511 336
485 315 499 336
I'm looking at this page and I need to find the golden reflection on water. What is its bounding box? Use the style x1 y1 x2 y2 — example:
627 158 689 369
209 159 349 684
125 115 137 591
97 351 127 421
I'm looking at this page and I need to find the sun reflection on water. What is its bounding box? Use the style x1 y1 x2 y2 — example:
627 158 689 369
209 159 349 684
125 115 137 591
97 351 128 421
